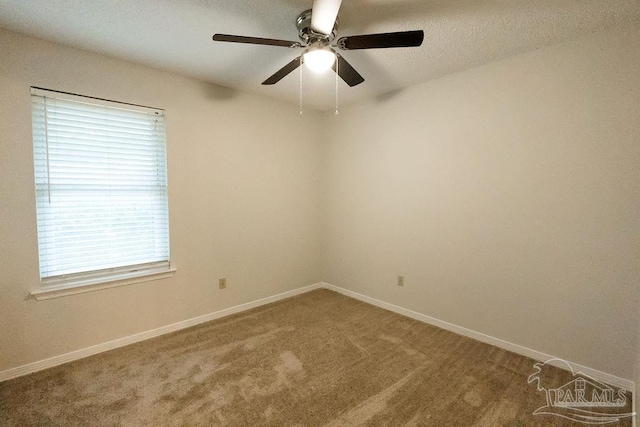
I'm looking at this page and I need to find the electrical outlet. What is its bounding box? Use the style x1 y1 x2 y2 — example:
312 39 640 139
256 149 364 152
219 277 227 289
397 275 404 287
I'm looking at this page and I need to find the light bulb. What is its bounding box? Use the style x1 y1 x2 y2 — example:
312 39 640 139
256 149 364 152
303 48 336 73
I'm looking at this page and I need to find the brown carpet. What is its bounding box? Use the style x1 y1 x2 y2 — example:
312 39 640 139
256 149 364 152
0 289 633 426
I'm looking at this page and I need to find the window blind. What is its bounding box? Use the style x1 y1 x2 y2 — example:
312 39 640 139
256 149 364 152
31 88 170 281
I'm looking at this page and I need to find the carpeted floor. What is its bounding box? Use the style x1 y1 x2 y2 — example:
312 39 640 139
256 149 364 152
0 289 633 426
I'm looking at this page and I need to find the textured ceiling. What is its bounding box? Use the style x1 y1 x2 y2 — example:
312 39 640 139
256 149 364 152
1 0 639 111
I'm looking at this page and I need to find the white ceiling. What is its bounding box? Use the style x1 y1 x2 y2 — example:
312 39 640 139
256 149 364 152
1 0 638 111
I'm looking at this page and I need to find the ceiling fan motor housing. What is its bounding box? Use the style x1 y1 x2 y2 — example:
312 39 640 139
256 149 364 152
296 9 338 44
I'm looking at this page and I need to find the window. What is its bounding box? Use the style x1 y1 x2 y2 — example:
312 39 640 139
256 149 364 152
31 88 173 298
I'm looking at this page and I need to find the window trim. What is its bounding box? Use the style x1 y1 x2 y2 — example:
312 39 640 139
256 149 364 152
31 263 177 300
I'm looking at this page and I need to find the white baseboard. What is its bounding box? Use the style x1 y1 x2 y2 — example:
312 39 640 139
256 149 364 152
0 282 322 382
1 281 634 394
322 282 635 392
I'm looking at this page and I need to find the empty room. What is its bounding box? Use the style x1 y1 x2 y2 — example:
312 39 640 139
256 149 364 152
1 0 639 425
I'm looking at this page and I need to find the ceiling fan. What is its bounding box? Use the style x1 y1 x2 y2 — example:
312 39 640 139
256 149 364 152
212 0 424 87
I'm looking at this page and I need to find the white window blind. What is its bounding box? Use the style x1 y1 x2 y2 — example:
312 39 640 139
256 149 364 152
31 88 170 282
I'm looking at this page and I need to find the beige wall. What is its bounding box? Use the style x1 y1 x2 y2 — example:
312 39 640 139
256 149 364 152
321 22 640 380
0 28 323 371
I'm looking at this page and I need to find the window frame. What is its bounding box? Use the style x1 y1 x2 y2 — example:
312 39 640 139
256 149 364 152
29 87 175 300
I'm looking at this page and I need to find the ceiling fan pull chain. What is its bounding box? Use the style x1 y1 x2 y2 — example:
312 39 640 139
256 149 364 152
335 56 339 115
299 56 304 116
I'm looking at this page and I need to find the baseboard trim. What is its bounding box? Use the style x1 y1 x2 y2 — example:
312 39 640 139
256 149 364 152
0 282 323 383
322 282 635 392
1 281 634 393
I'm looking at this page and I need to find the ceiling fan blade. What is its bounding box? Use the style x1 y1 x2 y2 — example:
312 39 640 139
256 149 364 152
337 30 424 50
311 0 342 35
333 54 364 87
213 34 301 48
262 56 302 85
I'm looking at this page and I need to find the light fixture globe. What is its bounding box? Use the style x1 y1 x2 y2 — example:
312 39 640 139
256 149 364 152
303 46 336 73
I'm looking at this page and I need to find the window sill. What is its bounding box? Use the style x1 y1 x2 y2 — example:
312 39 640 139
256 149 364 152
31 266 177 300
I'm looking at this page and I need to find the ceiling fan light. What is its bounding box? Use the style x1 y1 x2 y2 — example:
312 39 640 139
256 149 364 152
303 48 336 73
